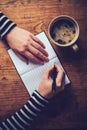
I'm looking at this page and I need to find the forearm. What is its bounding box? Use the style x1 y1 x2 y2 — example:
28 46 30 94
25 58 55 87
0 11 16 39
0 90 49 130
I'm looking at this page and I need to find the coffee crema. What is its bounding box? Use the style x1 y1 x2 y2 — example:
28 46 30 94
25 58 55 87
52 19 76 45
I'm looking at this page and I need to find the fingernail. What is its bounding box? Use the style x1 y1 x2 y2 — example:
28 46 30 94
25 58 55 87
45 57 49 61
41 62 44 65
27 61 29 64
44 52 49 57
26 60 29 64
45 52 49 56
46 51 48 55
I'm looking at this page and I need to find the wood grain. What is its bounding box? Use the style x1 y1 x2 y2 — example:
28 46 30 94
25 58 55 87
0 0 87 129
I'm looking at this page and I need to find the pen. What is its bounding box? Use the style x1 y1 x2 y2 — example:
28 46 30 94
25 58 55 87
52 64 57 94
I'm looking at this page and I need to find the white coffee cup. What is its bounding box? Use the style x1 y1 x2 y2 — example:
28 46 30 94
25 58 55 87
48 15 80 52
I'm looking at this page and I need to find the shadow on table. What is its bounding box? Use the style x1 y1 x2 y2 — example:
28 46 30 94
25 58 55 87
57 39 86 63
45 85 74 117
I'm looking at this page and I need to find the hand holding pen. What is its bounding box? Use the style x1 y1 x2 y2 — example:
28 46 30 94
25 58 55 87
38 64 65 99
52 64 57 94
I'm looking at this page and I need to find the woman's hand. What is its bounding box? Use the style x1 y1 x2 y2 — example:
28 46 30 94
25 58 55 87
38 64 65 99
6 26 49 64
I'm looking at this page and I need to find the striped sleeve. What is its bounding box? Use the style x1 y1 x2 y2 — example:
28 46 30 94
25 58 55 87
0 11 16 39
0 90 49 130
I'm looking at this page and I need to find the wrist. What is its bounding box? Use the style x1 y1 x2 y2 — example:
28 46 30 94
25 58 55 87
2 24 16 40
37 88 53 100
32 90 49 105
5 26 17 41
35 90 50 101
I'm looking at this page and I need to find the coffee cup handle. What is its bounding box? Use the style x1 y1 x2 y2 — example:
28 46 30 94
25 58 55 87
72 44 79 52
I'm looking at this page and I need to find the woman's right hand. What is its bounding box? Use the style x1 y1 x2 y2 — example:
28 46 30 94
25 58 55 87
38 64 65 99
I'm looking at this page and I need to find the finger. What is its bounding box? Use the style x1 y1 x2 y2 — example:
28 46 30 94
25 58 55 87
31 35 46 48
55 64 64 86
55 64 63 72
28 43 49 62
13 50 29 64
24 50 44 64
31 41 48 56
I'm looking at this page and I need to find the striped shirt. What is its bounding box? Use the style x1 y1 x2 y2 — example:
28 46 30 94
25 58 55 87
0 12 49 130
0 91 48 130
0 11 16 39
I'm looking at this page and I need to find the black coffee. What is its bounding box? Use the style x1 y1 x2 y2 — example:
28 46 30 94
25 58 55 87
52 19 76 45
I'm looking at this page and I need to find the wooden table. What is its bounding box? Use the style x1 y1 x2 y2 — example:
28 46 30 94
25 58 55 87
0 0 87 129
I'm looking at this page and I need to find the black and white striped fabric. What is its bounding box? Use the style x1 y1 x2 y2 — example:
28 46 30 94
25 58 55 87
0 91 48 130
0 12 49 130
0 11 16 39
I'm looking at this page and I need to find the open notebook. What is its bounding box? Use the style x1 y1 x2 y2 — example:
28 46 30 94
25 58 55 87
8 32 70 96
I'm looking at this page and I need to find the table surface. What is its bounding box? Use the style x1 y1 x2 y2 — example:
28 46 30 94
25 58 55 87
0 0 87 129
